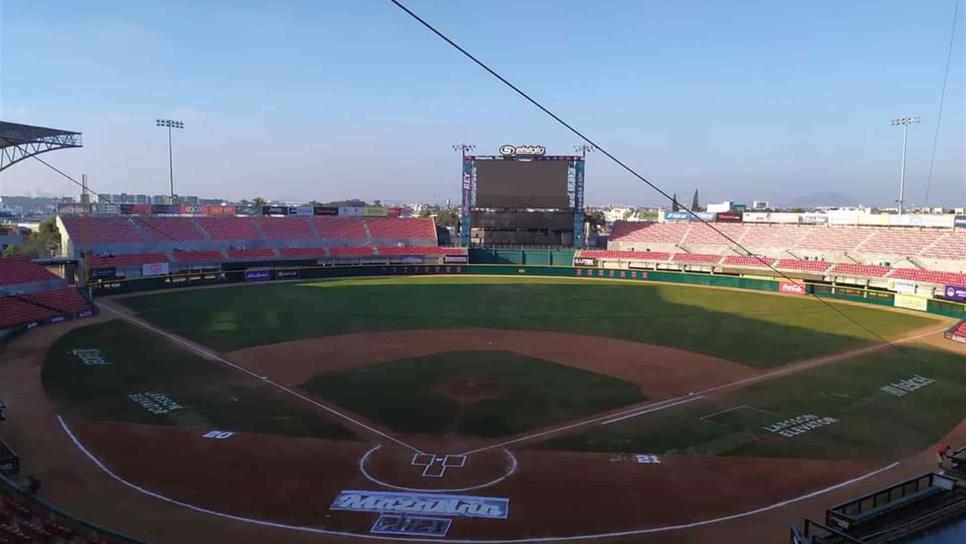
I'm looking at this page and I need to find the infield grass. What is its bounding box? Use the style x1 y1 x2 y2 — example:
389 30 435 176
43 319 355 440
300 350 646 437
117 276 941 368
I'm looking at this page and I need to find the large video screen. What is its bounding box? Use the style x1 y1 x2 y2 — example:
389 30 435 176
475 159 569 209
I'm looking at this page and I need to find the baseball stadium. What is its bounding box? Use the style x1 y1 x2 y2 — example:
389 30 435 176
2 3 966 543
1 118 965 544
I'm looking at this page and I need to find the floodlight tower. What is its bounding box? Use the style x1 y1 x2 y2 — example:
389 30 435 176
890 116 920 214
155 119 184 199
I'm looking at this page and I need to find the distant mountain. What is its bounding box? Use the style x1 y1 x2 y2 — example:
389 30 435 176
784 191 860 209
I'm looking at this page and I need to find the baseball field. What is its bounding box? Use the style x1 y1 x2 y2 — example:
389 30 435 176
15 275 966 542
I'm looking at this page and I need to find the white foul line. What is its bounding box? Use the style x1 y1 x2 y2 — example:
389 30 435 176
57 414 900 543
601 396 704 425
461 324 950 455
96 301 422 454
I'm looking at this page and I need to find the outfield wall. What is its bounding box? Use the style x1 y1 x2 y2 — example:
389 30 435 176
85 263 965 320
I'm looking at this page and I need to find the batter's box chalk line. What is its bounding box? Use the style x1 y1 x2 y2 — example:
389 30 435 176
363 445 518 492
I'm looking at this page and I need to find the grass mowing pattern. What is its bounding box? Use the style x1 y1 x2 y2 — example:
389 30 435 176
43 320 354 440
300 350 646 437
540 344 966 461
117 276 940 368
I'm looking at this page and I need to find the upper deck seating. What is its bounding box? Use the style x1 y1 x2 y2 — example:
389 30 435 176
255 217 315 240
195 217 261 241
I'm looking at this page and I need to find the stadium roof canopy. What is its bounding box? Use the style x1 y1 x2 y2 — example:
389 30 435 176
0 121 83 172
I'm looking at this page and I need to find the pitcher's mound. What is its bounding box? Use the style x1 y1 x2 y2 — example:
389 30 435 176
434 378 508 404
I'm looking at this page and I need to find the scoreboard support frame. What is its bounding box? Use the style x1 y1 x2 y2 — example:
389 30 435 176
459 152 585 248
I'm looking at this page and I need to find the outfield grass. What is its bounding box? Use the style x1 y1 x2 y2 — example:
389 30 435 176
540 343 966 461
43 320 354 440
300 350 646 437
118 276 940 368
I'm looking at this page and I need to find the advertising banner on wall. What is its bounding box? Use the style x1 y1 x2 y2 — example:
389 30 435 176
716 212 743 222
294 206 314 217
387 207 403 218
943 285 966 302
363 206 388 217
955 216 966 228
179 204 203 215
244 269 272 282
89 267 116 279
889 279 917 294
203 205 236 216
141 262 170 276
314 206 338 216
573 257 597 266
889 214 955 228
664 211 691 222
119 204 135 215
339 206 364 217
894 293 928 311
150 204 179 215
779 281 807 295
742 212 803 223
443 255 469 264
131 204 151 215
799 213 828 224
262 206 293 216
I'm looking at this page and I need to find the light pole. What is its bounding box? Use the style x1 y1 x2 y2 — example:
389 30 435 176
155 119 184 199
890 116 920 214
574 144 595 158
452 143 475 157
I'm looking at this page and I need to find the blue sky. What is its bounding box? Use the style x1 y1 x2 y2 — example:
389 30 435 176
1 0 963 207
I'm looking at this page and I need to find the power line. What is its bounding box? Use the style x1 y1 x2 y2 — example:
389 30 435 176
923 0 961 208
387 0 923 362
29 155 192 250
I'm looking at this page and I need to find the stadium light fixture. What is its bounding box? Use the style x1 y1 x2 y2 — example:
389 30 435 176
574 144 595 158
452 143 475 157
155 119 185 198
889 116 920 214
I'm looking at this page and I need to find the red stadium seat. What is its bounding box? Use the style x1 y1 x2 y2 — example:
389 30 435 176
0 258 60 287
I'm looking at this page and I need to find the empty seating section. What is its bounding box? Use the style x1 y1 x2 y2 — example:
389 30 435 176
88 253 167 268
132 217 207 241
798 227 871 251
0 296 54 327
610 222 688 245
831 263 890 277
195 217 261 241
255 217 314 240
739 225 807 250
578 250 670 260
313 218 368 241
672 253 722 265
777 259 830 272
682 223 745 248
857 229 944 256
722 255 776 267
279 247 327 258
60 217 146 244
0 258 59 286
922 231 966 260
366 218 435 241
330 247 375 257
22 287 91 313
378 246 464 256
172 250 224 262
226 248 276 259
0 492 115 544
888 268 966 286
0 288 92 328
